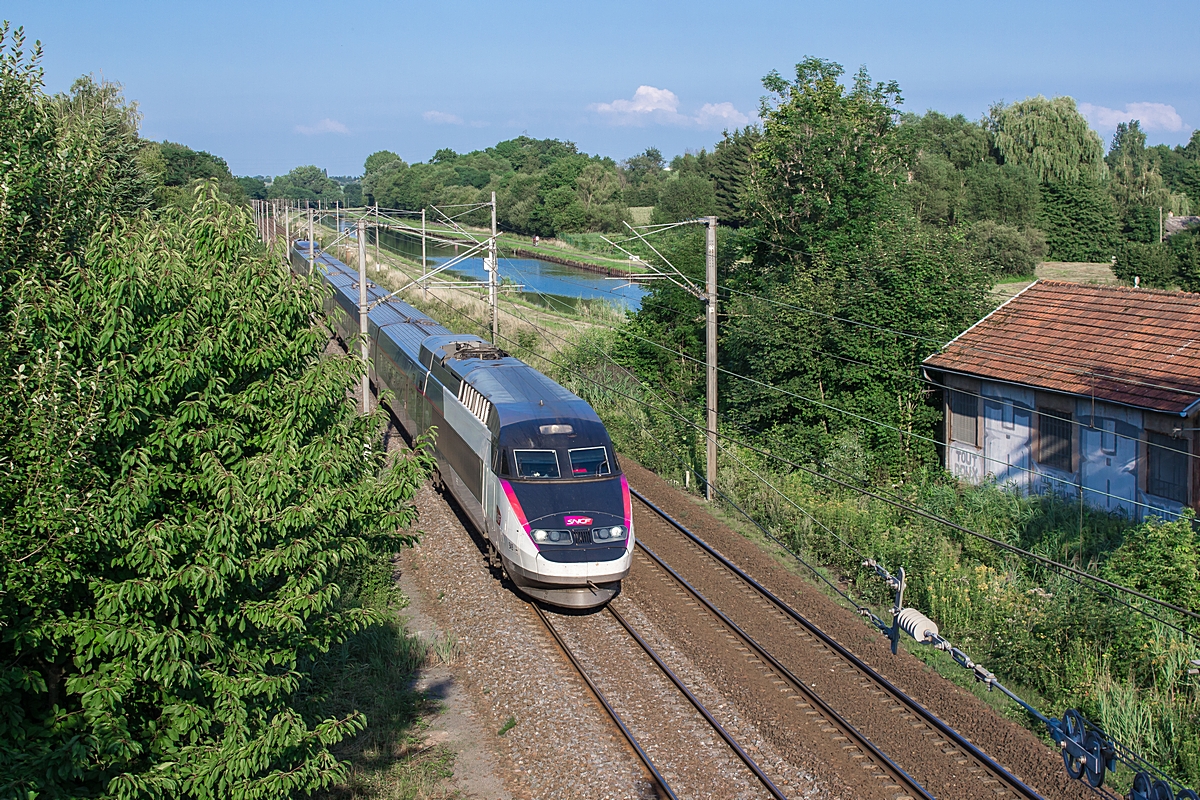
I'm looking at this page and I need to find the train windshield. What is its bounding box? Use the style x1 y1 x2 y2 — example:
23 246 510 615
569 447 611 477
513 449 561 479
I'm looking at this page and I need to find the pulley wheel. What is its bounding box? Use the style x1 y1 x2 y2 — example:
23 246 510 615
1061 710 1086 780
1082 730 1106 788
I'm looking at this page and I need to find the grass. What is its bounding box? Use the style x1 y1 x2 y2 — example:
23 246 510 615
306 552 461 800
497 716 517 737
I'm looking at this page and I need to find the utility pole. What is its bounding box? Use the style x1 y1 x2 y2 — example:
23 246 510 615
358 219 370 413
489 191 498 344
308 205 315 270
284 204 290 260
705 216 718 502
374 205 380 271
421 208 428 299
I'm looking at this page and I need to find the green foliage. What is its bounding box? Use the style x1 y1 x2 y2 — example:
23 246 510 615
652 173 717 223
709 127 760 226
962 162 1042 227
1038 180 1120 261
1107 121 1171 215
722 217 990 473
1105 514 1200 614
1174 229 1200 292
904 152 965 225
362 136 629 236
237 175 268 200
1113 241 1179 288
746 57 904 255
620 147 666 207
269 164 345 204
967 220 1046 276
900 110 992 171
0 32 432 796
342 180 362 207
989 95 1107 184
146 140 245 209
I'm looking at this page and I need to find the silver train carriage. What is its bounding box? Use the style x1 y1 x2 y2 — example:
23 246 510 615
290 241 633 608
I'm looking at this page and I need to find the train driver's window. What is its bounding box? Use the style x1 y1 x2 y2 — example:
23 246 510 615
569 447 611 477
513 449 561 479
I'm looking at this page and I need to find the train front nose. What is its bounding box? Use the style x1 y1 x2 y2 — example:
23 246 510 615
503 478 634 608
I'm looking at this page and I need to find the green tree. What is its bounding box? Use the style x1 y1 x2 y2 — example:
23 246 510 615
1174 229 1200 292
744 57 904 258
652 173 717 223
1113 240 1179 287
961 162 1042 227
621 147 666 206
1107 120 1171 224
903 152 964 225
268 164 344 203
147 140 245 208
989 95 1107 184
343 180 363 206
1 32 430 796
1104 514 1200 615
1038 180 1120 261
709 126 760 226
967 220 1046 276
237 175 268 200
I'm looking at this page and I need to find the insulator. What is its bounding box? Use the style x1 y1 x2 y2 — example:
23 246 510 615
897 607 940 643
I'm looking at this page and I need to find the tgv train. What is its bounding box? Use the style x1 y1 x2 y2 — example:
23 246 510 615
291 242 632 608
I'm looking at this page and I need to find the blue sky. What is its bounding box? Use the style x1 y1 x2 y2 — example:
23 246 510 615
7 1 1197 177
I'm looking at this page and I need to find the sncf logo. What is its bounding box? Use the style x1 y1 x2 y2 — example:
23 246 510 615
564 515 593 527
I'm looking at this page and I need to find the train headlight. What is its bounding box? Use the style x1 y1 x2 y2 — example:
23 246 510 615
532 529 573 545
591 525 627 542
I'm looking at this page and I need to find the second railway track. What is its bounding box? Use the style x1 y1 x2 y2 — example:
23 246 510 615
625 486 1073 800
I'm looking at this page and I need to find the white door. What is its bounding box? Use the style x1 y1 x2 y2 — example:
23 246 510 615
1080 418 1138 514
983 396 1033 493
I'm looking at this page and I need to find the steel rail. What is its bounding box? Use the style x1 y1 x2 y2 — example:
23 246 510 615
605 604 790 800
529 603 677 800
630 488 1047 800
632 542 930 800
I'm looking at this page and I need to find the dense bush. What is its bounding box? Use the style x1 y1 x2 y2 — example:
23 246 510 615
1113 240 1180 288
967 219 1046 276
1 29 430 798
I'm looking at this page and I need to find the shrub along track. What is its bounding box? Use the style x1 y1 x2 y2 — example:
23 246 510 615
620 459 1095 800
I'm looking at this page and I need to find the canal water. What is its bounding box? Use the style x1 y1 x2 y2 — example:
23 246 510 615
370 226 647 313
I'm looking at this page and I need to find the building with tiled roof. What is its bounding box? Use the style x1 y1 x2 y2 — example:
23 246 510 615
922 281 1200 519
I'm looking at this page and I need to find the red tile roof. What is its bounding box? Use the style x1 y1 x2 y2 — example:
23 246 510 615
923 281 1200 415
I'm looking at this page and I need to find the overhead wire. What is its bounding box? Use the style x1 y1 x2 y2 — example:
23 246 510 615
435 259 1200 633
321 217 1200 624
595 314 1182 517
423 265 884 623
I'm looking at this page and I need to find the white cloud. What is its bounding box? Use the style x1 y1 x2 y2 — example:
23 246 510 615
592 85 750 129
294 118 350 135
423 110 464 125
696 101 751 128
594 85 681 116
1078 101 1185 133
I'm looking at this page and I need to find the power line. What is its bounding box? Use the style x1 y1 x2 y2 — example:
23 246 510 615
599 316 1181 517
717 281 1200 403
359 239 1200 632
447 279 1200 632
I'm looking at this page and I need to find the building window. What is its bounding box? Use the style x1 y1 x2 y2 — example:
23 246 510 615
950 390 978 447
1147 432 1189 504
1038 409 1072 472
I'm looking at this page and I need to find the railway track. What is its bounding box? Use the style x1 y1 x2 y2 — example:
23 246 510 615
628 487 1054 800
532 599 792 799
